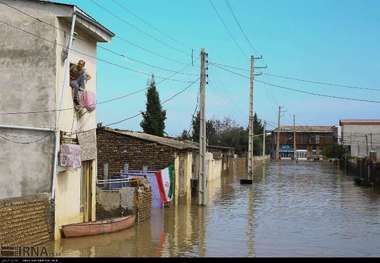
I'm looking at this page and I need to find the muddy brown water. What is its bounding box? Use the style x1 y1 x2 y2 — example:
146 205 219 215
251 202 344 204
49 160 380 257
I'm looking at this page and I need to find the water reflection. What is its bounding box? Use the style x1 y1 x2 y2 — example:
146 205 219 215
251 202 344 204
51 160 380 257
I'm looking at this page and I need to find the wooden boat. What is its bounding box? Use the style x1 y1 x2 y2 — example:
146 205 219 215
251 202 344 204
62 215 135 238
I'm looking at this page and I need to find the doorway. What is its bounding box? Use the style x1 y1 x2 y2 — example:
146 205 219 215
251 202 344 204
81 160 93 222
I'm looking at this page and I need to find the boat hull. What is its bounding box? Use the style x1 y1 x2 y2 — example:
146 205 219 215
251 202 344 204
62 215 135 238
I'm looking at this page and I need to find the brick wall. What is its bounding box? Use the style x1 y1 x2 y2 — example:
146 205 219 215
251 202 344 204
0 194 53 246
97 128 181 178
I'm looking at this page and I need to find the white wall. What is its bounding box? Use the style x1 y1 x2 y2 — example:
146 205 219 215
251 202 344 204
342 124 380 157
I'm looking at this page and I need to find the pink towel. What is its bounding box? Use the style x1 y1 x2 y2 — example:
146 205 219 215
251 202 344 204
80 90 96 111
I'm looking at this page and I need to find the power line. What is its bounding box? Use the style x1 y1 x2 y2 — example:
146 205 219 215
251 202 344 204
257 79 380 104
67 77 200 134
224 0 260 55
210 63 380 104
113 35 188 65
111 0 188 49
211 59 377 92
0 0 196 76
89 0 189 56
0 61 193 116
208 0 247 59
0 19 193 84
263 72 380 92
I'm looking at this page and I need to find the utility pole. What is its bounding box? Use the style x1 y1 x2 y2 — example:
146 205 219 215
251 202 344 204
247 55 254 181
370 133 373 151
276 106 282 160
241 55 264 185
198 49 208 206
262 121 266 157
293 114 297 161
365 134 369 157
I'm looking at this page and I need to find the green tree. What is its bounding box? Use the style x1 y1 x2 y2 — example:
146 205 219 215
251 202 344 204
178 130 191 140
140 75 166 136
191 111 217 143
322 144 346 159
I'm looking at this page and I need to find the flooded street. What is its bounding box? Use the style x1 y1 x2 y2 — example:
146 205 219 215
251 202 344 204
52 160 380 257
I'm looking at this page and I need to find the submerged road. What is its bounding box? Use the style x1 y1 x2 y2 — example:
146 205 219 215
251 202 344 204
52 160 380 257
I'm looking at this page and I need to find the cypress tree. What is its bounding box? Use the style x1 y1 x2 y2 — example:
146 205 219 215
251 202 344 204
140 75 167 136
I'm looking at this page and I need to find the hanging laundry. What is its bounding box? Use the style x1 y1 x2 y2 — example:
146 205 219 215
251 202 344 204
80 90 96 112
59 144 81 169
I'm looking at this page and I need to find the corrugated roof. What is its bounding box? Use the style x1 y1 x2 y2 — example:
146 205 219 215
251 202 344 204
272 125 337 133
100 127 198 150
340 119 380 125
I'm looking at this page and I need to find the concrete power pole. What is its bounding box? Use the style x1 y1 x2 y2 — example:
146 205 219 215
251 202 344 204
293 114 297 161
276 106 282 160
198 49 208 206
262 121 266 157
247 55 255 181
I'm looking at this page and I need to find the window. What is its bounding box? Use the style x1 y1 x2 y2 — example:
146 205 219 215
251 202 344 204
316 135 320 144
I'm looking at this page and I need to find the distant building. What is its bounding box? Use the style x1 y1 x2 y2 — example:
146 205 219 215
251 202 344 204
271 126 338 160
339 119 380 158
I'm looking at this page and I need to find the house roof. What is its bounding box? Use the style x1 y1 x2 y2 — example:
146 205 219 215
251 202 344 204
99 127 199 150
188 141 235 151
29 0 115 41
339 119 380 126
272 125 337 133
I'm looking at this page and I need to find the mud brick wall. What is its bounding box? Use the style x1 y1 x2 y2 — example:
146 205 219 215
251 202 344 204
97 128 179 179
0 194 53 246
135 185 152 224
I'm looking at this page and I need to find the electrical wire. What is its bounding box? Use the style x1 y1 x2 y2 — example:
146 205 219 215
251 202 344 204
0 61 193 116
208 0 247 59
211 59 378 92
67 77 200 134
210 63 380 104
224 0 260 55
263 72 380 92
0 19 192 84
111 0 188 49
89 0 189 56
0 0 199 79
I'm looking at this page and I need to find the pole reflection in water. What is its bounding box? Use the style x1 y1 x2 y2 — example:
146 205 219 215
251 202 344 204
51 160 380 257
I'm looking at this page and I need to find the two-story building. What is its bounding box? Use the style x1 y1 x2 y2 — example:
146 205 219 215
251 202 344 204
0 0 113 244
271 125 338 160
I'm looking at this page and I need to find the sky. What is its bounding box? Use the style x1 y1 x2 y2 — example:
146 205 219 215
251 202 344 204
57 0 380 136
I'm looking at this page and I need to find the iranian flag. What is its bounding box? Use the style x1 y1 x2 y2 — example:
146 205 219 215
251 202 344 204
155 164 174 204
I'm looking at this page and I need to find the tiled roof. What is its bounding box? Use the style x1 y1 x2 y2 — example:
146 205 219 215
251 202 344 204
100 127 198 150
272 125 337 133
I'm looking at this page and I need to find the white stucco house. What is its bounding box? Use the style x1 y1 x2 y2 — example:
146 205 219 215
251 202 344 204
0 0 114 242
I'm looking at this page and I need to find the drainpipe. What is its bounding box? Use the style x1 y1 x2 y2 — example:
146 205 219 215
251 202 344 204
51 11 77 200
0 124 53 132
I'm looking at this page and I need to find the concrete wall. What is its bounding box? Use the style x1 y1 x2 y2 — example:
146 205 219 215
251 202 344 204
173 151 193 203
341 124 380 158
0 128 55 199
206 152 222 183
0 2 57 200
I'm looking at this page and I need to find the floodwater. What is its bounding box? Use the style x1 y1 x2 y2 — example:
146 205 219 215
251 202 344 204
51 160 380 257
